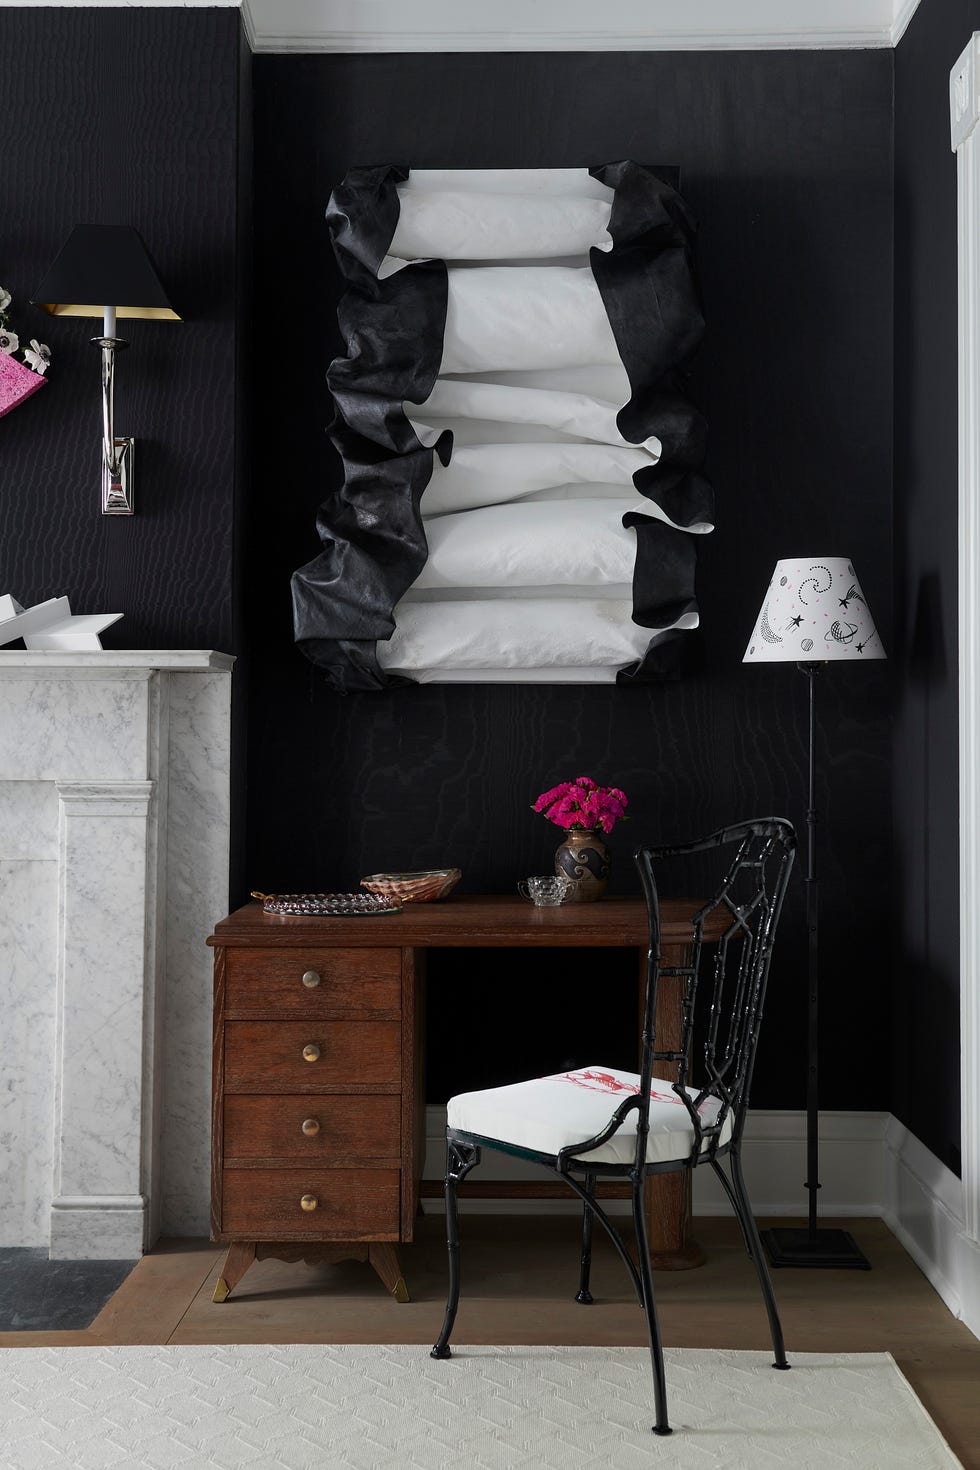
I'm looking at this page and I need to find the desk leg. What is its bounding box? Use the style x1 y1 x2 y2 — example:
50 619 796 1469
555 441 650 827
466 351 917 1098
212 1240 409 1302
212 1241 256 1302
641 943 706 1271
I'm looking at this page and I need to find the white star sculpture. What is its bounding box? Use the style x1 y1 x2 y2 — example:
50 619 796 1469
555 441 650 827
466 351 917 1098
0 595 123 650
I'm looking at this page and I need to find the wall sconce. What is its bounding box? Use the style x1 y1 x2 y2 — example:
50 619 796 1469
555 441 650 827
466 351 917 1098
31 225 180 516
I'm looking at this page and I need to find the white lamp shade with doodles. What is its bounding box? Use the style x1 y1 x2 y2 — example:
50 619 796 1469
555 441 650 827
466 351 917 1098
743 557 885 664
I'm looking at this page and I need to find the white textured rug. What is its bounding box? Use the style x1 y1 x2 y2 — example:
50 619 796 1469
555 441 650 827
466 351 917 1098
0 1344 962 1470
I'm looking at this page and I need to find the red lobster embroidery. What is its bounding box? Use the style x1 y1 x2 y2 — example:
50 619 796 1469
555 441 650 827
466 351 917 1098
559 1068 682 1106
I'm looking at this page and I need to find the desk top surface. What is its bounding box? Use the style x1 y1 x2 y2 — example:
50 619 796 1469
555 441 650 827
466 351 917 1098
210 894 725 948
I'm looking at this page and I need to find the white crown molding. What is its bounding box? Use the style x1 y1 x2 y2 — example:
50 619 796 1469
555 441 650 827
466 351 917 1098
0 2 239 6
241 0 257 50
0 0 923 51
240 0 919 56
890 0 924 47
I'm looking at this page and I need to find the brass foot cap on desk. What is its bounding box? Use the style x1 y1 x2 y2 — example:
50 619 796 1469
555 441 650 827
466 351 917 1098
392 1277 410 1304
212 1278 231 1304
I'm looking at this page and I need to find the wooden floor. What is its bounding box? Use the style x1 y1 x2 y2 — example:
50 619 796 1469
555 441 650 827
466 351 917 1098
2 1216 977 1466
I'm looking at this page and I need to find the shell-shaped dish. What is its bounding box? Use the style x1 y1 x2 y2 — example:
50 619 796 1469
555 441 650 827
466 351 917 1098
360 868 462 903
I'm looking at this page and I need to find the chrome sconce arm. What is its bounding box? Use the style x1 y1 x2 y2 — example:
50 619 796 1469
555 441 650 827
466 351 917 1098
94 334 134 515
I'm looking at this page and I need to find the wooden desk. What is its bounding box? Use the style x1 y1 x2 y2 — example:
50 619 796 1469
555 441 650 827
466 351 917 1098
208 895 717 1302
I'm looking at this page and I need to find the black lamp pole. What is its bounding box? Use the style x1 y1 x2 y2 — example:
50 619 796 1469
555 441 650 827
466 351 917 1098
804 662 820 1238
760 664 870 1269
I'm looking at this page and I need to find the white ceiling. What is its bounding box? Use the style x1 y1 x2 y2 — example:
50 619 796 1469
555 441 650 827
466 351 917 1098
0 0 925 52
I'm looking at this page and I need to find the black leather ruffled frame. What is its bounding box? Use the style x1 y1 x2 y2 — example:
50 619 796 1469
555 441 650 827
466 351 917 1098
293 161 710 690
291 165 450 690
588 162 707 683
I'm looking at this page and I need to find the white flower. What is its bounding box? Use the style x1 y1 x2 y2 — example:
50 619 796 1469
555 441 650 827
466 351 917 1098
0 328 19 356
0 287 10 312
23 339 50 375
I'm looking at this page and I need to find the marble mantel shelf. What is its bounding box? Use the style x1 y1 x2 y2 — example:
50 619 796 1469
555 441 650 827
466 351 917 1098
0 651 234 1259
0 650 235 670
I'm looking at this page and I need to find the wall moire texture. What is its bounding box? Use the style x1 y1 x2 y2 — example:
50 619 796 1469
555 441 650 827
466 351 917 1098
0 9 243 651
248 51 894 1111
893 0 972 1175
9 22 948 1148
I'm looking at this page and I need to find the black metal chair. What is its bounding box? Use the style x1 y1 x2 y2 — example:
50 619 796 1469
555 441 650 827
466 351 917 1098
431 817 797 1436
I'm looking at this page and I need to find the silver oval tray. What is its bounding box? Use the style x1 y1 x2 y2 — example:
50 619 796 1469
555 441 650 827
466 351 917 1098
251 891 402 917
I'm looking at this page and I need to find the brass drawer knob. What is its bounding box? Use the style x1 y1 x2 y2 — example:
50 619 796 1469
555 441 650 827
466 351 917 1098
300 1194 318 1212
302 1043 321 1062
302 970 321 989
301 1117 320 1136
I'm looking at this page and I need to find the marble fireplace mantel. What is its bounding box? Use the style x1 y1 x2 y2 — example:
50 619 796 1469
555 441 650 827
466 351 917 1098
0 651 233 1258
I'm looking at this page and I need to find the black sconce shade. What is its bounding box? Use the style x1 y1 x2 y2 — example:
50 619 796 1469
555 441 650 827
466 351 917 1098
31 225 180 320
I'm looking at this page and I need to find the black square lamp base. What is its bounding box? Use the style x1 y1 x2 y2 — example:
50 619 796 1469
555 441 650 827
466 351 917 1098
761 1226 871 1270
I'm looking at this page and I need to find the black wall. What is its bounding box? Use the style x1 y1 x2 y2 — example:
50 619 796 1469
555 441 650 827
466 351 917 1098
893 1 976 1174
249 52 895 1105
0 15 902 1118
0 8 243 651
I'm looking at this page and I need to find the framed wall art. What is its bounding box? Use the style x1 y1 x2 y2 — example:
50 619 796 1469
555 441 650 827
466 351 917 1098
292 163 712 691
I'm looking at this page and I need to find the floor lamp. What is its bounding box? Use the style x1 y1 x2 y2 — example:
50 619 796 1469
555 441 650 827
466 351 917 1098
744 557 885 1268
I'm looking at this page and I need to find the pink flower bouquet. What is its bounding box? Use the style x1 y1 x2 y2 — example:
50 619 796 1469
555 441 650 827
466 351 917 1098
532 775 629 835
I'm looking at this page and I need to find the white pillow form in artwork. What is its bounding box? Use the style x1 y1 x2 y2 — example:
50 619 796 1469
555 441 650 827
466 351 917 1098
412 499 658 592
441 267 620 375
420 444 659 517
373 167 703 684
403 168 615 199
389 188 614 263
379 598 698 679
406 380 663 457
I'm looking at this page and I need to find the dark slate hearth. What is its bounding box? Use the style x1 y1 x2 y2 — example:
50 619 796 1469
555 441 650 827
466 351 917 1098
0 1249 137 1331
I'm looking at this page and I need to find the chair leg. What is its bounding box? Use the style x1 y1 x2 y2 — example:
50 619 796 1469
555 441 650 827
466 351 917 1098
727 1149 789 1371
631 1172 672 1436
710 1157 751 1256
560 1168 644 1306
575 1171 596 1304
431 1137 481 1360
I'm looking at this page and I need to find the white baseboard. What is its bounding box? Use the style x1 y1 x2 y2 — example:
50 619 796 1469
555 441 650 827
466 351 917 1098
422 1105 888 1217
48 1193 146 1260
882 1117 971 1329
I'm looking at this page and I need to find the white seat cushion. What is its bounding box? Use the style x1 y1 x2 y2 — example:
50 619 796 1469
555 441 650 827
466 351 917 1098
446 1065 732 1167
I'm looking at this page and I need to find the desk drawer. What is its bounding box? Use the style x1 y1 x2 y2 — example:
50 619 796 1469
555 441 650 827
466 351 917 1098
221 1167 400 1237
225 948 400 1015
224 1020 401 1091
224 1094 401 1161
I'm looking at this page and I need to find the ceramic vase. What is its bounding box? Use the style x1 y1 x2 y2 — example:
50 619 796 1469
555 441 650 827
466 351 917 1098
554 827 610 902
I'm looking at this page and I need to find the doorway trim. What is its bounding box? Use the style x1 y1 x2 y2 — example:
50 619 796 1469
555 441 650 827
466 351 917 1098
949 32 980 1337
